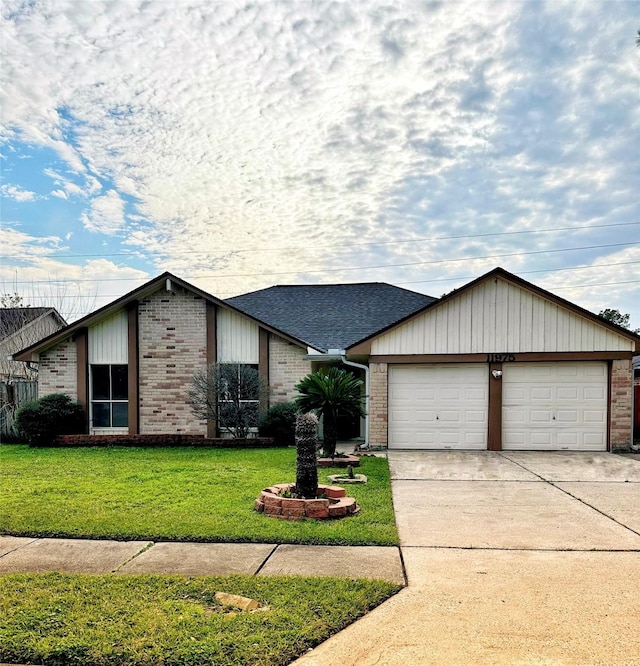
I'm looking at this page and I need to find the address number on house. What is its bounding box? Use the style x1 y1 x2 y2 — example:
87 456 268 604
486 353 516 363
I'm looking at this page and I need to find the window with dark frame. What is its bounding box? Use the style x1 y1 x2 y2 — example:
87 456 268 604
91 364 128 428
216 363 260 430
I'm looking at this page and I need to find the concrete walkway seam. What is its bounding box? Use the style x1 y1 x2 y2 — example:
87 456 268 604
497 451 640 538
0 536 39 558
253 543 279 575
400 544 640 553
547 481 640 538
113 541 154 573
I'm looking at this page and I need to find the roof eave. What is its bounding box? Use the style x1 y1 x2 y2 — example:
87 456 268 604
13 272 313 361
346 267 640 355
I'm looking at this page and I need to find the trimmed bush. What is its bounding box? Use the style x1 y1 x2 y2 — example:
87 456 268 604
258 402 299 447
15 393 85 446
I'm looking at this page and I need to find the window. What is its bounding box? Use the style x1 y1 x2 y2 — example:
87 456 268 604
217 363 260 433
91 365 128 428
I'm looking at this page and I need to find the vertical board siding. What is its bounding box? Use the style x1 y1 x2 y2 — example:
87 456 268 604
217 308 259 363
88 311 128 364
371 277 634 354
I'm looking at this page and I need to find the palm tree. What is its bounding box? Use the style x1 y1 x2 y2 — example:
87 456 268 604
295 367 366 458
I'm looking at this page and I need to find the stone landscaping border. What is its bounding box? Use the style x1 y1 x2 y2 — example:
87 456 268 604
52 434 278 448
317 454 361 468
255 484 360 520
328 473 367 484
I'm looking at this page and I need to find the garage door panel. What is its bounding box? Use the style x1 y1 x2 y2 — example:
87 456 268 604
531 387 552 401
584 387 606 400
556 410 578 423
502 362 607 451
504 386 526 401
392 410 412 423
439 411 462 422
389 364 488 450
557 432 579 447
584 410 606 423
531 410 553 423
531 432 553 447
584 432 606 447
557 387 578 400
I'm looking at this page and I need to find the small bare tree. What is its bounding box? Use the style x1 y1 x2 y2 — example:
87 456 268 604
188 362 267 438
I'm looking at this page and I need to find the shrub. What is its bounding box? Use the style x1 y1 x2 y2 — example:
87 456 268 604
15 393 85 446
295 368 365 457
258 402 299 446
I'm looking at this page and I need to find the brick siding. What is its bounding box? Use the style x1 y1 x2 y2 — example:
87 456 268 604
610 358 632 451
138 286 208 434
268 334 310 404
37 339 77 400
369 362 388 448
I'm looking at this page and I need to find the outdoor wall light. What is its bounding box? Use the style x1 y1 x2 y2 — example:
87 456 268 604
492 370 503 379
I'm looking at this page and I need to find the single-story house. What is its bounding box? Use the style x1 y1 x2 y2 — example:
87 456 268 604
13 267 639 451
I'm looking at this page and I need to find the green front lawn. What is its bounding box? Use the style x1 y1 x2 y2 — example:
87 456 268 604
0 572 400 665
0 446 398 545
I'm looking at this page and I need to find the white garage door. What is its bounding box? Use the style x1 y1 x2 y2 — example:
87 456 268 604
388 364 488 449
502 362 608 451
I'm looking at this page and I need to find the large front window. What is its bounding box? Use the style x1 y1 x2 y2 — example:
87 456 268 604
91 365 128 428
217 363 260 433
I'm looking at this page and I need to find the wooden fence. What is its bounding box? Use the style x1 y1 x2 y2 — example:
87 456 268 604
0 380 37 441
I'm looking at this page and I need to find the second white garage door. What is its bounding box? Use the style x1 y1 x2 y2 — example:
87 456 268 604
388 364 488 449
502 362 608 451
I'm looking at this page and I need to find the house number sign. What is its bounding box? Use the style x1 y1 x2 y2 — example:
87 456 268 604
486 353 516 362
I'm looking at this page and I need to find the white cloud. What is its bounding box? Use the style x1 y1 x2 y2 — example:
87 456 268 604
0 0 637 325
0 227 148 321
1 183 37 201
80 189 125 234
50 189 68 199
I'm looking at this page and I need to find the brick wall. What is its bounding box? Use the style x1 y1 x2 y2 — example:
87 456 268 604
369 362 388 449
138 286 208 434
610 358 632 451
38 339 77 400
268 334 311 404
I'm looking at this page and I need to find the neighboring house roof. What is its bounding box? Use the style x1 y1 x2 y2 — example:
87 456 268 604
0 307 66 340
346 266 640 354
226 283 436 352
0 307 67 379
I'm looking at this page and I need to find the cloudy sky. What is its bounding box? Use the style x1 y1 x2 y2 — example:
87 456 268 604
1 0 639 327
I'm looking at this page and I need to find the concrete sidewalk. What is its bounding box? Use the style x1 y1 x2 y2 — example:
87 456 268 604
0 536 405 584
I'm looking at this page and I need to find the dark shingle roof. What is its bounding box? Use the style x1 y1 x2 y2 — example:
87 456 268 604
0 308 63 340
226 283 436 351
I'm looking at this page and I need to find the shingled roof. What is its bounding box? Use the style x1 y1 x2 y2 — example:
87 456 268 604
226 283 436 352
0 307 66 340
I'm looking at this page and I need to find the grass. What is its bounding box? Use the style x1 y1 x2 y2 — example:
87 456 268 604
0 445 398 545
0 572 401 665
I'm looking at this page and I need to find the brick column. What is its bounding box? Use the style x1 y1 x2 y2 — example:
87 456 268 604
610 359 632 451
369 362 388 449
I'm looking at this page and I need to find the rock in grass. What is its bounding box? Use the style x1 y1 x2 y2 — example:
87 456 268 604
215 591 260 612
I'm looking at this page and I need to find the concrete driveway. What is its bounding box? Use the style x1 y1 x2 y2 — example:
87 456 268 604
293 451 640 665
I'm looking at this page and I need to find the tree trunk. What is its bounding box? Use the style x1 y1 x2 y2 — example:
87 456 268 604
322 408 337 458
296 413 318 499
